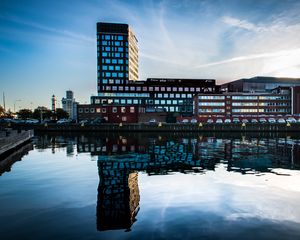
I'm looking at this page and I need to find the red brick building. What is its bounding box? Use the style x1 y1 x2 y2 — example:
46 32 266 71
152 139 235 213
77 104 143 123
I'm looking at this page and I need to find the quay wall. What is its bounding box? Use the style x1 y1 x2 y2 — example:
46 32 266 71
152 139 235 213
4 123 300 133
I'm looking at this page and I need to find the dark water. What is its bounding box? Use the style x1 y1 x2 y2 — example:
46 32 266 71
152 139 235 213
1 132 300 240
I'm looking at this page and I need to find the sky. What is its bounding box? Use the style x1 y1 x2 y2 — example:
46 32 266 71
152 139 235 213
1 0 300 110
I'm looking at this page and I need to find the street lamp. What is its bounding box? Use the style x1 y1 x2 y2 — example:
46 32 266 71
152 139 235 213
14 99 21 113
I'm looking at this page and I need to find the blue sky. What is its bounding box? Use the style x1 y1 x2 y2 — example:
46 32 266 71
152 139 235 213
1 0 300 110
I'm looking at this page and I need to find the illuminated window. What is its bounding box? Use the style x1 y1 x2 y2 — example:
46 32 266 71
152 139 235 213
112 107 117 113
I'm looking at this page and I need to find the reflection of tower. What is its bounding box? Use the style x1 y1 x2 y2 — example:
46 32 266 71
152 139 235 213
51 94 57 112
97 161 140 231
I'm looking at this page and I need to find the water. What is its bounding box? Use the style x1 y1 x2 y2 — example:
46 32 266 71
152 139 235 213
0 132 300 240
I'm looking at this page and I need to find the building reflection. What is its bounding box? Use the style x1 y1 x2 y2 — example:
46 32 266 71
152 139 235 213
35 132 300 231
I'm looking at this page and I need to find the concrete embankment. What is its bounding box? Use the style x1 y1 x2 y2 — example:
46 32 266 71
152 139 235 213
6 123 300 132
0 129 34 157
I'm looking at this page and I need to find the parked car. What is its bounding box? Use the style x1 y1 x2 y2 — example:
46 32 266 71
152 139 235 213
181 119 189 123
277 118 286 123
216 119 223 124
224 119 231 123
79 119 89 125
190 119 197 124
297 118 300 123
286 117 297 123
268 118 276 123
259 118 267 123
232 118 240 123
242 119 249 123
149 119 157 124
251 119 258 123
25 119 39 124
57 118 72 124
207 119 214 124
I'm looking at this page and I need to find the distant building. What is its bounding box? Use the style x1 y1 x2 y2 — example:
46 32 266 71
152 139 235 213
51 95 57 112
221 76 300 93
62 90 78 120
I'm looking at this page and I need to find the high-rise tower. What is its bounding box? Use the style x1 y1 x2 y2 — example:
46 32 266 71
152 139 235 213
96 22 139 94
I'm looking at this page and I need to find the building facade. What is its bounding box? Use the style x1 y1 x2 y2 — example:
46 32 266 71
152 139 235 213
77 104 142 123
92 78 217 116
97 22 138 93
194 87 293 117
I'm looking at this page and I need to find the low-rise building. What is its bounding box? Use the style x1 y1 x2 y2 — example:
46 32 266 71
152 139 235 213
194 87 294 118
77 104 142 123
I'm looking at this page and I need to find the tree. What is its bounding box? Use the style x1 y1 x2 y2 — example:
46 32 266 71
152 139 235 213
0 105 4 118
17 109 33 119
33 107 53 120
54 108 69 120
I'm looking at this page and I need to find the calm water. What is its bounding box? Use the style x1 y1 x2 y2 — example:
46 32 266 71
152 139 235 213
1 132 300 240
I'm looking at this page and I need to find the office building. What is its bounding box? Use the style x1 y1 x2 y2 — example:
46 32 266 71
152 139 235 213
62 90 78 120
194 86 297 117
97 22 138 94
92 78 217 116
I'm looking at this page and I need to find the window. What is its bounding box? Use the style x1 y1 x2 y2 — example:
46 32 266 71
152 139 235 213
112 59 117 64
90 108 95 113
96 108 101 113
105 59 111 64
155 87 160 91
118 59 123 64
115 66 121 71
112 107 117 113
102 79 108 84
102 65 108 70
122 116 127 121
121 99 126 104
130 107 135 113
105 35 110 40
115 41 120 46
112 73 117 77
127 99 132 104
79 108 83 113
102 41 107 45
117 36 123 40
102 52 108 57
115 53 120 57
121 107 126 113
118 47 123 52
85 108 89 113
118 73 123 77
108 66 114 70
105 47 110 51
105 72 111 77
167 87 171 91
164 94 168 98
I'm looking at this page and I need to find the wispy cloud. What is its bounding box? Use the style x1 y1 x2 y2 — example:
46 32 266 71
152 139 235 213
0 14 94 43
222 16 264 32
194 48 300 68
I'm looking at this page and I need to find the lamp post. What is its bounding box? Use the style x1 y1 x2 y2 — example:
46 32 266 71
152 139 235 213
14 99 21 113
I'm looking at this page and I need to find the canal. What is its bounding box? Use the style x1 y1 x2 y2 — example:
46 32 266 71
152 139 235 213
0 132 300 239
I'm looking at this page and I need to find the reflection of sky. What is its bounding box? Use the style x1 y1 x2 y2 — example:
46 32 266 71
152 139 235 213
0 140 300 239
1 0 300 109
